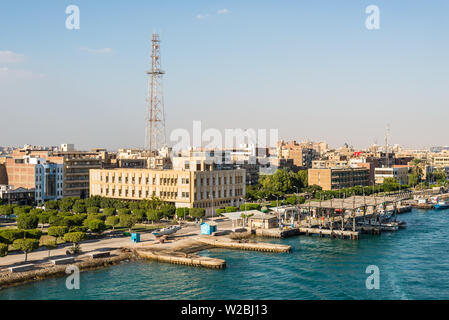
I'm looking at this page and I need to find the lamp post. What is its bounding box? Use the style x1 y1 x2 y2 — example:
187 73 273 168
209 194 214 218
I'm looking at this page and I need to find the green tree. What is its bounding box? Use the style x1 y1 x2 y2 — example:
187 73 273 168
119 214 137 232
63 232 87 245
16 213 39 230
131 209 146 223
105 216 120 230
146 209 161 224
102 208 116 216
72 200 86 213
13 238 39 262
40 235 57 257
160 204 176 219
0 205 13 217
86 206 99 214
88 219 106 234
189 208 205 219
44 200 59 210
175 207 189 220
0 230 24 244
0 243 8 257
48 226 69 238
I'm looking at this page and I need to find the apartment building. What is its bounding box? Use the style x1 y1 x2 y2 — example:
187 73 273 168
3 156 63 204
90 167 246 217
374 166 409 185
308 167 370 190
278 141 316 169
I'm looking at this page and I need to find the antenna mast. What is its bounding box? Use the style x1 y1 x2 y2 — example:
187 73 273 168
145 33 166 154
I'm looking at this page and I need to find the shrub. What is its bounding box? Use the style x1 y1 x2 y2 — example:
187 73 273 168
16 213 39 230
0 229 25 244
0 243 8 257
102 208 116 216
216 208 226 215
240 203 261 211
86 206 99 214
24 229 43 239
225 206 237 213
48 226 68 237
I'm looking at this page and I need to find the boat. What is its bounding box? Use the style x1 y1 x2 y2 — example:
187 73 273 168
398 221 407 229
379 222 399 231
152 225 182 237
435 201 449 210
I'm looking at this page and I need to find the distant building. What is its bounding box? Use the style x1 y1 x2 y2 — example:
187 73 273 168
89 166 246 217
278 141 316 169
308 167 370 190
374 166 409 185
0 185 35 205
3 156 63 204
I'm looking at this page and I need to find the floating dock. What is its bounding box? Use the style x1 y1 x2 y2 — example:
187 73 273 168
298 228 359 240
136 250 226 269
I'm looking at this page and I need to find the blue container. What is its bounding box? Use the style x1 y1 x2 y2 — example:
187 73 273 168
200 222 217 235
131 233 141 243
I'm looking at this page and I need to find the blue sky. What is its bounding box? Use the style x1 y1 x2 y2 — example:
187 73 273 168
1 0 448 150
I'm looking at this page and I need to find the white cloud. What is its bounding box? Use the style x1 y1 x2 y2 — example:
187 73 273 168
0 50 26 64
0 67 46 82
195 14 209 20
80 47 113 54
217 9 229 15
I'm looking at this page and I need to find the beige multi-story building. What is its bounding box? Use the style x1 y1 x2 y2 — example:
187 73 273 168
308 167 370 190
374 166 409 185
90 167 246 217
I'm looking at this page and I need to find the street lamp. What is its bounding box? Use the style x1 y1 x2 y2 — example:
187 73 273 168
209 194 214 218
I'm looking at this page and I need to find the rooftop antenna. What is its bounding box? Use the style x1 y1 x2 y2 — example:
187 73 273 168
385 123 390 167
145 33 166 154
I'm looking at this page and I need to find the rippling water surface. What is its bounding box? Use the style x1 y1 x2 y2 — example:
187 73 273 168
1 208 449 300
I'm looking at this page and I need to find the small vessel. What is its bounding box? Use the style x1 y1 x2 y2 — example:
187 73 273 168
434 201 449 210
398 221 407 228
379 222 399 231
152 225 182 237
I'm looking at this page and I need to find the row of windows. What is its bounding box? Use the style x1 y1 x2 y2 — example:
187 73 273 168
99 188 189 199
100 175 189 186
197 176 243 186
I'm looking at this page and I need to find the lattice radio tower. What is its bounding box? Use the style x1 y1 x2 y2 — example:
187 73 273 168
145 33 166 154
